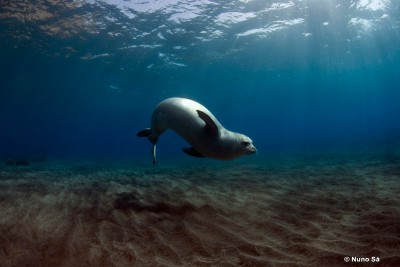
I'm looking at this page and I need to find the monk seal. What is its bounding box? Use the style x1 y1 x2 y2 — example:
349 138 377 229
137 97 257 164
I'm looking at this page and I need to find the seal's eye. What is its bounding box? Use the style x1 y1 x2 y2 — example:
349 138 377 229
241 141 250 146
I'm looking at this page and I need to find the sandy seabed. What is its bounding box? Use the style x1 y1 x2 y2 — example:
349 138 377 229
0 153 399 267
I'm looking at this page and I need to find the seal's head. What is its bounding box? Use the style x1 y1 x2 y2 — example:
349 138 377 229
235 134 257 156
217 131 257 159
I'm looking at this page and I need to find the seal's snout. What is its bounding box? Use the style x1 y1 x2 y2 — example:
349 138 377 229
248 145 257 155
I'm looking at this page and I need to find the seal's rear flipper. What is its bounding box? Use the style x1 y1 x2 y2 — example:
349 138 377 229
137 128 151 137
152 144 157 164
183 147 205 157
137 128 157 164
196 110 218 136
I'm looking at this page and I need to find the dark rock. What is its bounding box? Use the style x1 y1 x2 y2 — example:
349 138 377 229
4 158 30 166
5 158 16 166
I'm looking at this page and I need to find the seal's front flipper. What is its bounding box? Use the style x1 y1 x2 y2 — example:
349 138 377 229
183 147 205 157
196 110 218 136
137 128 151 137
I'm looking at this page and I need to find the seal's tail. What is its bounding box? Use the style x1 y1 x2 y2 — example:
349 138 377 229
137 128 157 164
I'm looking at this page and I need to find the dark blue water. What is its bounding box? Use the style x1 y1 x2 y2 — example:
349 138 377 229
1 0 400 162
